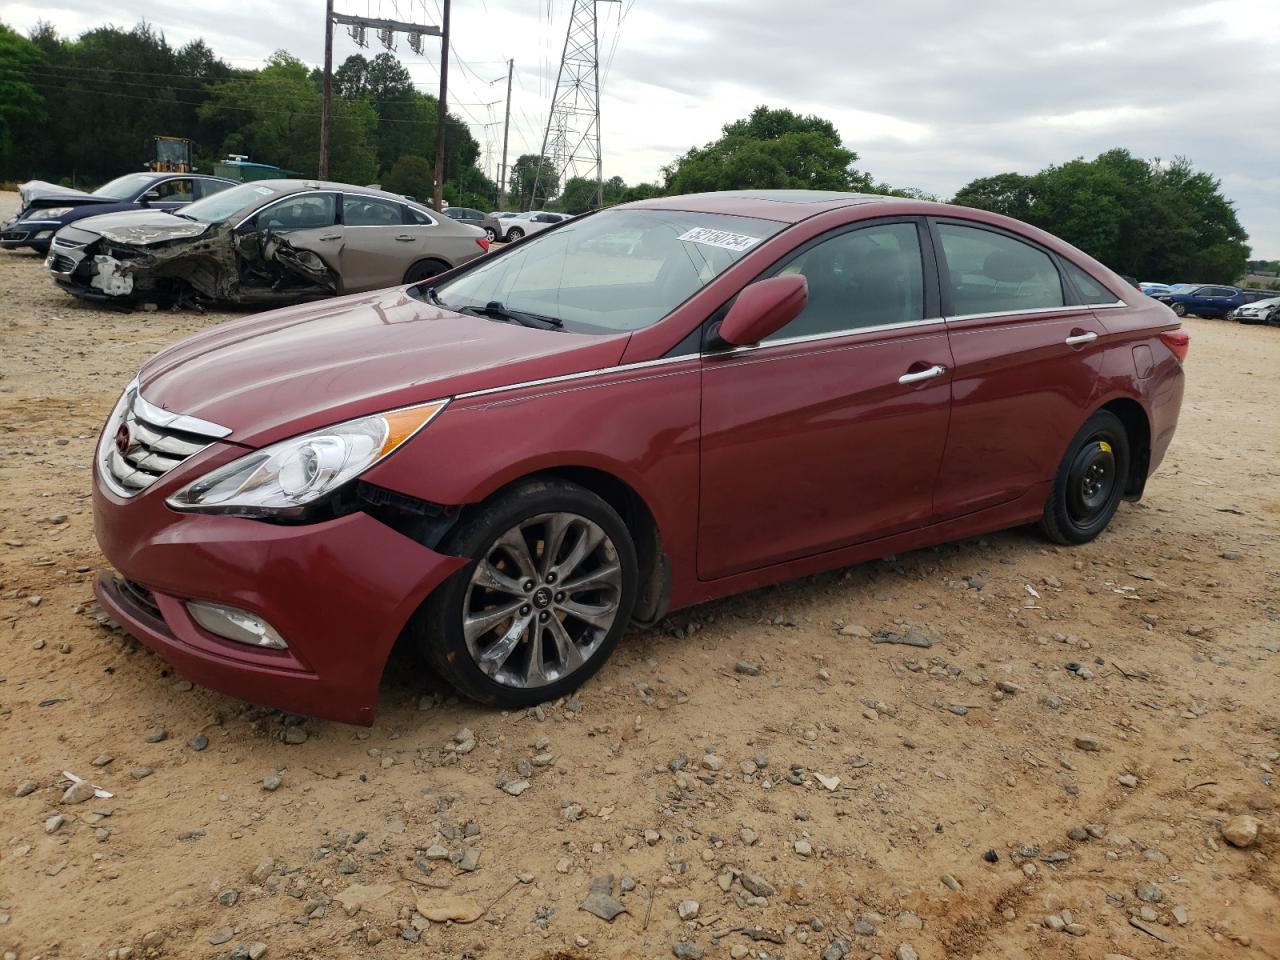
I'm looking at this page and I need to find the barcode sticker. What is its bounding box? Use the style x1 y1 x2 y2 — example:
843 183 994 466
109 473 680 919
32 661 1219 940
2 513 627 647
676 227 762 253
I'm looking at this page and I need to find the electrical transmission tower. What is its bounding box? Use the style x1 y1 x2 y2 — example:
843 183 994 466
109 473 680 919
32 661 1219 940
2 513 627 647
534 0 618 209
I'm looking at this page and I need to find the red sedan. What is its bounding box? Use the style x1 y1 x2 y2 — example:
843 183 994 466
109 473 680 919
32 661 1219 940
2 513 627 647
92 190 1188 723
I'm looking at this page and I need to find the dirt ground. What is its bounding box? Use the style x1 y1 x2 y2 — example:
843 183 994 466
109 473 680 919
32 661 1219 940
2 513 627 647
0 189 1276 960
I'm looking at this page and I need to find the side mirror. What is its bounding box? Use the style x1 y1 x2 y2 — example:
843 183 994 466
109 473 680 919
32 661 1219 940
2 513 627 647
141 189 161 202
716 274 808 347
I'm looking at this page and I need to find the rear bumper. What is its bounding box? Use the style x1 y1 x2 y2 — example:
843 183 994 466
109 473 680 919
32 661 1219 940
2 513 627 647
93 477 468 725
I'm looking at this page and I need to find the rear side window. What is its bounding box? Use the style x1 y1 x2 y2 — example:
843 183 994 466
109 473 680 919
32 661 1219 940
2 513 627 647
1061 260 1119 305
765 221 926 341
937 223 1064 315
344 196 403 226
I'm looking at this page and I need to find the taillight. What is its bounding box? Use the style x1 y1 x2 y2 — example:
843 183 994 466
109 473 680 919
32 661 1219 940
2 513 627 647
475 237 490 253
1160 329 1190 363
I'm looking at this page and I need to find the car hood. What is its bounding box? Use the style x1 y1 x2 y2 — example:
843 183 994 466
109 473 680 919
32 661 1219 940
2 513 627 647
65 209 211 246
137 288 630 447
19 179 111 207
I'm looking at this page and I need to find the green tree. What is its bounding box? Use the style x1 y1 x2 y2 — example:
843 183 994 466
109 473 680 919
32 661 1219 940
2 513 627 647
662 106 874 194
383 154 433 201
0 23 46 173
509 154 558 207
952 150 1248 282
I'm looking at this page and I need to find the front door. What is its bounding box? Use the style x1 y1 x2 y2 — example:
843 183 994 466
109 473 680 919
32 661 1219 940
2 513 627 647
698 219 954 580
929 218 1106 520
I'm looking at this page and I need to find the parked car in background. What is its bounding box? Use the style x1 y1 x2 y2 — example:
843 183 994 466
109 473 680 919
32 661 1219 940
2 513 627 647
88 189 1188 722
1 172 235 254
444 206 502 242
1151 284 1255 318
1231 295 1280 325
1139 281 1172 297
47 180 489 307
500 209 570 241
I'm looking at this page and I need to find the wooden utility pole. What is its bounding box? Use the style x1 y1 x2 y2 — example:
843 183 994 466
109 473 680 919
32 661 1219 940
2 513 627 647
319 0 335 179
498 58 513 208
432 0 451 212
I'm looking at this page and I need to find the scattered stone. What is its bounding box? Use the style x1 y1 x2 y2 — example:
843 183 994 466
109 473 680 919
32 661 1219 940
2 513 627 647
1135 881 1163 904
44 814 66 834
251 857 275 884
1172 906 1189 925
822 941 849 960
673 943 703 960
209 928 234 945
502 779 530 796
941 874 960 891
1066 827 1089 842
1128 917 1174 944
1221 815 1261 848
873 628 934 648
189 734 209 751
996 681 1021 694
853 919 876 936
948 704 968 716
333 883 394 917
1117 773 1139 788
1044 914 1066 932
677 899 700 920
217 889 239 907
262 773 283 791
579 875 627 922
14 779 36 798
416 892 484 924
1074 736 1101 752
91 754 113 767
61 779 96 804
1065 922 1087 936
794 839 813 857
838 623 868 637
248 944 268 960
740 874 776 898
896 945 919 960
283 727 307 745
734 659 761 676
145 728 168 743
131 766 154 781
982 849 999 863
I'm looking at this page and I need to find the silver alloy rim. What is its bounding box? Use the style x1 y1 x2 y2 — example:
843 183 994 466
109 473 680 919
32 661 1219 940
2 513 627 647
462 512 622 689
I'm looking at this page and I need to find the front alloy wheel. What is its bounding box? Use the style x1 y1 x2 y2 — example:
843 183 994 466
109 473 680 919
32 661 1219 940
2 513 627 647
413 479 637 706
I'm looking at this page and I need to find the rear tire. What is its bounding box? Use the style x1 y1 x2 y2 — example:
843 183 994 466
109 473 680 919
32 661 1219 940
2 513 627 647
411 478 638 707
506 227 525 241
1039 410 1130 545
403 258 449 284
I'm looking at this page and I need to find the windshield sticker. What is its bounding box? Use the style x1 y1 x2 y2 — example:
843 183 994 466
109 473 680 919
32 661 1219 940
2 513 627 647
677 227 762 253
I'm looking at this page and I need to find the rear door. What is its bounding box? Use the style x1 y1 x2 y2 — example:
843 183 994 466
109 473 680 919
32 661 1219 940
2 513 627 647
929 218 1107 520
340 194 415 291
698 218 954 579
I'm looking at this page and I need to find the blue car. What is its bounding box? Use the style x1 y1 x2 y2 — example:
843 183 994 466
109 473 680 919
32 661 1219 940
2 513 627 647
1152 283 1254 318
1 172 235 254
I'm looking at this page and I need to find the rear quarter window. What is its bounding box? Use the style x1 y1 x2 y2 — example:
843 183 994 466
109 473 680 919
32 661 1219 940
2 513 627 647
1062 260 1120 305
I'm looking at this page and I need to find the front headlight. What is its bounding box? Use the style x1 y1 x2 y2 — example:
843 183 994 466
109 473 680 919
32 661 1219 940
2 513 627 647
166 400 448 517
37 207 75 219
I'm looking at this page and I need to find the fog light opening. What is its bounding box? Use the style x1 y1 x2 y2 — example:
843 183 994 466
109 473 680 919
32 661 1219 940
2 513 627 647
186 601 288 650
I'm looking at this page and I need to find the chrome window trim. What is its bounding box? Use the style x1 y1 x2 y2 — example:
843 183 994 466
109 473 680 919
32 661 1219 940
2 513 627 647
233 190 335 231
944 303 1100 322
455 355 696 400
721 316 948 354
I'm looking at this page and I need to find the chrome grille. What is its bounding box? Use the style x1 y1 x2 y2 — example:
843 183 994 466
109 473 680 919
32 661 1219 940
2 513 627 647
98 383 231 497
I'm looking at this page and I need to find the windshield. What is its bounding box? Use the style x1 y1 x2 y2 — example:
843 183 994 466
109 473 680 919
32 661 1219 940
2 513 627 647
177 183 282 223
93 173 154 200
428 208 785 333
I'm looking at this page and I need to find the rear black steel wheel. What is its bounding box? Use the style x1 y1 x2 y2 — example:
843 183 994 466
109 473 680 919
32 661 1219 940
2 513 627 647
1039 410 1130 545
411 478 638 707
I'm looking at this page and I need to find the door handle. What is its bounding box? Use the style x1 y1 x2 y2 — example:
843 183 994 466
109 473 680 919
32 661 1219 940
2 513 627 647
395 235 416 242
318 234 340 241
898 364 947 384
1065 331 1098 346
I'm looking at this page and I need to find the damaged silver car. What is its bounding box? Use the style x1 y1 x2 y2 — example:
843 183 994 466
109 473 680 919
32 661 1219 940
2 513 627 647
46 180 490 306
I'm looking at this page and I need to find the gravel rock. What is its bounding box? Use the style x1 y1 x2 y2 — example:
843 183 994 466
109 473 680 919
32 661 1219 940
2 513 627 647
14 779 37 797
739 873 776 897
131 766 154 780
822 941 849 960
1044 914 1066 931
1135 881 1163 903
1221 815 1261 848
145 728 168 743
734 659 761 676
579 875 627 922
673 943 703 960
217 888 239 906
262 773 283 791
209 927 234 945
1074 736 1101 751
677 899 699 920
188 734 209 751
503 779 530 796
1117 773 1139 788
896 945 919 960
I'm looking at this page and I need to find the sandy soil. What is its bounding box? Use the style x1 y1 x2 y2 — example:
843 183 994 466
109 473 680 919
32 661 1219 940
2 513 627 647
0 190 1276 960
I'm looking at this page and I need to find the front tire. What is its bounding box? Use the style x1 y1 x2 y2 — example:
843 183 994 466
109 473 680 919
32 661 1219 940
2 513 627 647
412 479 638 707
484 227 497 242
1039 410 1130 545
1170 302 1187 317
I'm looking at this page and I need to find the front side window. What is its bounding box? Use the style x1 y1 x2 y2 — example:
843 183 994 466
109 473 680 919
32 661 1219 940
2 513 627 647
152 178 194 201
938 222 1064 314
428 208 785 334
765 222 926 341
1062 260 1119 305
343 195 402 226
254 193 337 231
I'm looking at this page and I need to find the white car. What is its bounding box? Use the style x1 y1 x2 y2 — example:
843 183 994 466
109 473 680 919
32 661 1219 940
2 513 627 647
1232 295 1280 325
500 210 570 242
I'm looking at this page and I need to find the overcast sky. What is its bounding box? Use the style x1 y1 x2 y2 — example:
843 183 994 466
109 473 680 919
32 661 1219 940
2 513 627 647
4 0 1278 257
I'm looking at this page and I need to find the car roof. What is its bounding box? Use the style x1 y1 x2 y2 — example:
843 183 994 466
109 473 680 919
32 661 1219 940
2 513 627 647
623 189 914 223
242 179 419 203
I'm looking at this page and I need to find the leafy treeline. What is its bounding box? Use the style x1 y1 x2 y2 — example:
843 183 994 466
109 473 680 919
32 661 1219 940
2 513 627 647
0 19 1252 277
0 20 496 206
952 150 1249 283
